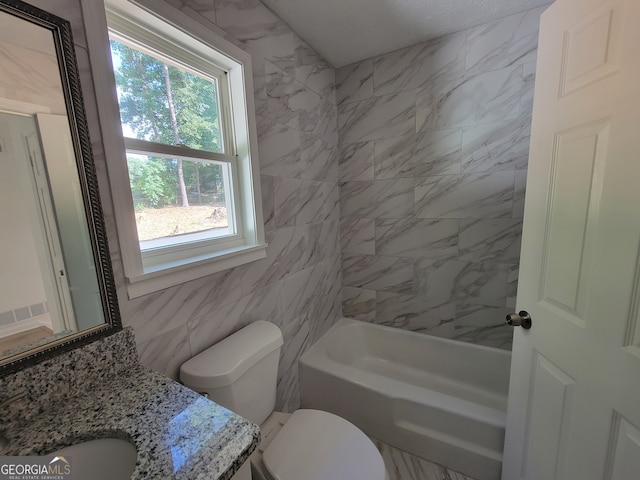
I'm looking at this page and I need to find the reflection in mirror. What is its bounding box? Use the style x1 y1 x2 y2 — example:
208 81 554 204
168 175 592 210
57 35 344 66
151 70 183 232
0 112 105 353
0 0 121 375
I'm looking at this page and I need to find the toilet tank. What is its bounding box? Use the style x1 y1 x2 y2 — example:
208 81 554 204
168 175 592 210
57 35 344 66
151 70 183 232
180 321 283 425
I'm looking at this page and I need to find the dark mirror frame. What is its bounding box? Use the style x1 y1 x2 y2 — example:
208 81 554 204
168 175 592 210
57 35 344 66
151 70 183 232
0 0 122 377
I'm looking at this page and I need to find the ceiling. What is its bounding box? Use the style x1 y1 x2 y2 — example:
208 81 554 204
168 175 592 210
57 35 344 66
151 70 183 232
260 0 553 67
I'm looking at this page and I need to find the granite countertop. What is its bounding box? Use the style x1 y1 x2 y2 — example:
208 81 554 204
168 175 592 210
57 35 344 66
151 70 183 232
2 363 261 480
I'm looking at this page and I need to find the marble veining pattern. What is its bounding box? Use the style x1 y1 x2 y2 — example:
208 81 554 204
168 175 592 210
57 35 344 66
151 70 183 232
0 40 66 115
507 265 519 310
374 129 463 179
521 61 537 114
1 4 545 479
465 7 544 75
237 224 319 294
40 6 536 450
278 264 327 325
416 65 523 132
258 124 304 178
263 62 324 133
458 218 523 264
335 60 373 106
342 254 414 295
339 141 375 181
312 97 339 144
98 0 344 414
181 0 217 23
338 90 416 144
187 284 281 356
342 286 376 322
461 115 532 173
136 324 193 381
292 38 335 98
273 177 338 227
337 8 539 350
341 217 376 255
121 266 244 346
21 0 332 422
513 170 527 218
374 438 477 480
414 172 515 219
376 218 458 260
414 259 509 308
375 292 455 337
453 303 513 350
261 174 276 231
340 179 415 218
300 132 339 181
215 0 297 73
373 32 466 97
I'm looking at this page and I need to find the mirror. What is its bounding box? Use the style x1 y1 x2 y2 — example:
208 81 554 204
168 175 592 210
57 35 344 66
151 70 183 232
0 0 121 376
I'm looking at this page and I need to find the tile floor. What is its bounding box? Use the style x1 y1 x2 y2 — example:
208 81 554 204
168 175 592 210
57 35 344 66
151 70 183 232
374 439 477 480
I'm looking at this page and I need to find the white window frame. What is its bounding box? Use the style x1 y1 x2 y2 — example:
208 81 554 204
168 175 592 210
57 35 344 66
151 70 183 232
100 0 266 298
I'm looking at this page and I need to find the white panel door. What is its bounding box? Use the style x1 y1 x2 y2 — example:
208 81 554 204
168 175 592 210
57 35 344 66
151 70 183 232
25 130 75 333
502 0 640 479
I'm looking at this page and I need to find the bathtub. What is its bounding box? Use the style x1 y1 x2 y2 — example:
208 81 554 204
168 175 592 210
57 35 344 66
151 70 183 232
299 318 511 480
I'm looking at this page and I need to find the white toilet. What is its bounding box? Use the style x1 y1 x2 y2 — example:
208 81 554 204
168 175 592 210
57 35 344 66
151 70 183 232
180 321 388 480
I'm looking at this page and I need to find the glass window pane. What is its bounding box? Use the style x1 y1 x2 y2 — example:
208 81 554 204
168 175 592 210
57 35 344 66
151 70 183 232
109 38 224 154
127 154 233 244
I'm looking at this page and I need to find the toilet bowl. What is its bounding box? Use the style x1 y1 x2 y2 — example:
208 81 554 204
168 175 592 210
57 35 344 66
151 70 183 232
180 321 388 480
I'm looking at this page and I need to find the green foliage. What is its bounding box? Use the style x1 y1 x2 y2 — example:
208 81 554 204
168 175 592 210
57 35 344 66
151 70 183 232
110 39 225 208
127 156 176 208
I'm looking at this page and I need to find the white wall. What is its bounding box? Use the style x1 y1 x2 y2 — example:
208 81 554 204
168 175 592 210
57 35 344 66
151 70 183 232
0 114 47 314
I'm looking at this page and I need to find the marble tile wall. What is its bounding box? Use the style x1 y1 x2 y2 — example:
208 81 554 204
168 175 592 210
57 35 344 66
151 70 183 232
5 0 336 417
338 8 544 350
9 0 538 417
0 40 66 115
14 0 338 414
105 0 341 412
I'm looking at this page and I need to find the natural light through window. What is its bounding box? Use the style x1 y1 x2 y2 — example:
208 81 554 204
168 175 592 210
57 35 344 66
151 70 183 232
104 0 265 298
109 37 235 248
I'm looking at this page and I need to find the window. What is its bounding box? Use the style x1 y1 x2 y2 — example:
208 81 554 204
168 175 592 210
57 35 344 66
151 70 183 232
105 0 265 298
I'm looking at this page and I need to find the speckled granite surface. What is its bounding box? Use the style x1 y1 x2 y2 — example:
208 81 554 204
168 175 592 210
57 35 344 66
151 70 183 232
0 328 260 479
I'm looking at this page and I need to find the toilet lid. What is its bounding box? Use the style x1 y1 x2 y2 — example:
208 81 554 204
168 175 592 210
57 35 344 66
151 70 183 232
262 409 387 480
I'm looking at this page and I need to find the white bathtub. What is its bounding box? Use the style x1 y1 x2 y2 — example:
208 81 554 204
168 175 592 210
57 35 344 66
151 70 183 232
299 318 511 480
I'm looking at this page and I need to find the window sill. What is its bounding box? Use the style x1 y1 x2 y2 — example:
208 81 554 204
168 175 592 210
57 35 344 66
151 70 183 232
125 243 267 299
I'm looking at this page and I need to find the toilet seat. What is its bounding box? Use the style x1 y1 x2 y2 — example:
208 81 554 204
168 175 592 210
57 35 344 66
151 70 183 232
262 409 387 480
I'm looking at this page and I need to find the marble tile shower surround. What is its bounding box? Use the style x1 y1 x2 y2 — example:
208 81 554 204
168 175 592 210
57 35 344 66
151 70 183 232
338 7 544 350
19 0 539 422
0 40 66 115
100 0 340 414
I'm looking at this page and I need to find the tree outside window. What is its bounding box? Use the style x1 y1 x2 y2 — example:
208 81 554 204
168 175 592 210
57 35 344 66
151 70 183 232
110 39 230 242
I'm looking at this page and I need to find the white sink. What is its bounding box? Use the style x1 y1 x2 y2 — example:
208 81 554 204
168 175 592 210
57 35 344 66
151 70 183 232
47 438 137 480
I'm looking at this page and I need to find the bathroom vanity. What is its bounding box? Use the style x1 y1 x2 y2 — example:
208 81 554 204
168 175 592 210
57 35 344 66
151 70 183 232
0 328 260 480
